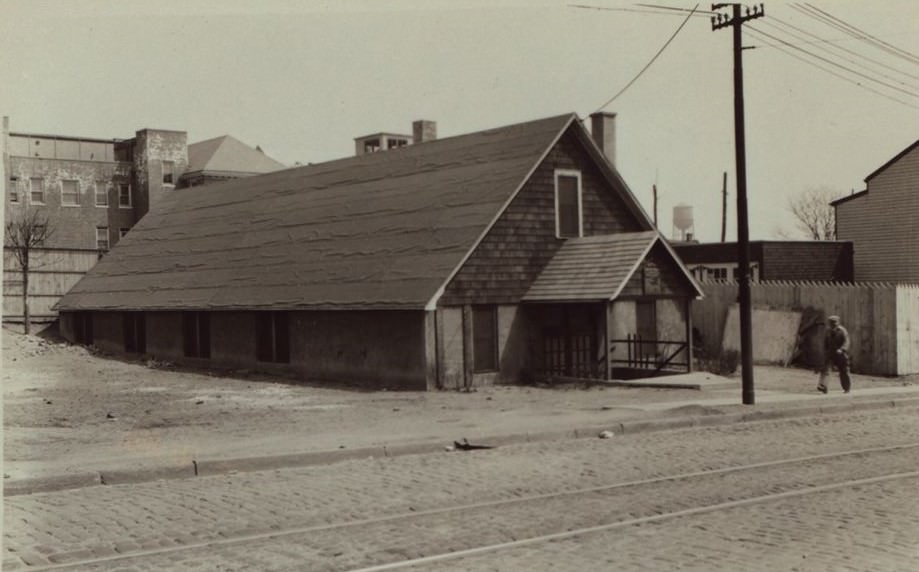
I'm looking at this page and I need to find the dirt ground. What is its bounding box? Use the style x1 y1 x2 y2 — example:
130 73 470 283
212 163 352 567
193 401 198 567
2 325 914 483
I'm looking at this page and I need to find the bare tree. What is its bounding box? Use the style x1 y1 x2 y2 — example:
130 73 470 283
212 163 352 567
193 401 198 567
5 209 54 334
787 186 839 240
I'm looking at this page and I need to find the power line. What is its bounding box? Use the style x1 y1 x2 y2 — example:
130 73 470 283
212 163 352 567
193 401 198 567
803 3 919 65
765 15 919 83
748 25 919 99
567 3 700 17
759 18 919 90
791 3 919 67
592 4 700 113
745 27 919 111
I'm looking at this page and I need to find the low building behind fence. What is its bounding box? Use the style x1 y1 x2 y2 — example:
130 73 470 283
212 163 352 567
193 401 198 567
693 281 919 376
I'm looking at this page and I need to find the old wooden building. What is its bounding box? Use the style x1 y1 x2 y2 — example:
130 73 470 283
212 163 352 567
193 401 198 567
832 139 919 283
56 113 703 390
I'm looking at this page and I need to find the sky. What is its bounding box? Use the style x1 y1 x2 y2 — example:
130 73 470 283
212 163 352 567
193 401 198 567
2 0 917 242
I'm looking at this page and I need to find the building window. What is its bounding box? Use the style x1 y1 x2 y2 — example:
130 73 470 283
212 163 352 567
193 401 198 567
61 180 80 206
182 311 211 358
118 183 132 207
123 312 146 354
707 268 728 282
472 305 498 372
95 182 108 206
96 227 110 250
555 170 582 238
363 139 381 154
30 177 45 204
387 138 408 149
256 312 290 363
9 177 20 203
163 160 175 185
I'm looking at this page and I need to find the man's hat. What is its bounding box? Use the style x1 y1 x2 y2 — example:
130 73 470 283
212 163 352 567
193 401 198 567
827 315 840 323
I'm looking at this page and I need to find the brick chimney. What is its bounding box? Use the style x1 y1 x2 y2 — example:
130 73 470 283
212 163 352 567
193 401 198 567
590 112 616 167
412 120 437 144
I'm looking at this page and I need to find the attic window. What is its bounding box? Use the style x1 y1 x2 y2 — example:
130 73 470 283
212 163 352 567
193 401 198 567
363 139 381 153
555 170 583 238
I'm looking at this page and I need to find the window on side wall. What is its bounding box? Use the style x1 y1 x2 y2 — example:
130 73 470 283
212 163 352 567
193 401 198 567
9 177 20 203
118 183 132 208
555 170 582 238
472 305 498 372
96 227 110 250
95 182 108 206
61 180 80 206
256 311 290 363
162 160 175 185
123 312 146 354
182 311 211 359
30 177 45 204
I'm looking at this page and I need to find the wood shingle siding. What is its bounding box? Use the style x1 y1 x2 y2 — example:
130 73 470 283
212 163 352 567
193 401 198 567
440 131 645 306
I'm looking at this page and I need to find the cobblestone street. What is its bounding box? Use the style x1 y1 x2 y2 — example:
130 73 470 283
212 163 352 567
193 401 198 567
5 408 919 570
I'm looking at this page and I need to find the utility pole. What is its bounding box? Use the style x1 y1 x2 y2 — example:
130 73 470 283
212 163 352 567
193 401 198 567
652 184 658 226
720 171 728 242
712 2 764 405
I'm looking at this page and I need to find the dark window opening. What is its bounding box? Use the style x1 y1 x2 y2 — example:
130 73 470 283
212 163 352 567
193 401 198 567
123 312 146 354
363 139 381 153
387 138 408 149
182 311 211 358
472 306 498 372
73 312 94 345
556 174 581 238
256 311 290 363
163 160 175 185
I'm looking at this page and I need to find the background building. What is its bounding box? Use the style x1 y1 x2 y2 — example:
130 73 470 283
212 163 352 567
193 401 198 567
673 240 855 283
832 139 919 283
2 117 283 323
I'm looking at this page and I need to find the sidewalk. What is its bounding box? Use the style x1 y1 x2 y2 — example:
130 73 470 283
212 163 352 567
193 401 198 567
4 327 919 496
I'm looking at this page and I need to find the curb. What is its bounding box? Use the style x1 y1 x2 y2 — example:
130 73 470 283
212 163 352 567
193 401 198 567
6 395 919 496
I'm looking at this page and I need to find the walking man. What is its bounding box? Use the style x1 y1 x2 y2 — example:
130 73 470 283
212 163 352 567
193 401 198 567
818 315 851 394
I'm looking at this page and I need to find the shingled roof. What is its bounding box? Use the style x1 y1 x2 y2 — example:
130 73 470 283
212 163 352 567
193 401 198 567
523 231 659 302
58 114 578 311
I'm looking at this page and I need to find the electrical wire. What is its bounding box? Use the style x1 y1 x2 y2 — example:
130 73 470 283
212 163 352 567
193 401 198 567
759 18 919 90
746 26 919 111
592 3 700 113
803 2 919 65
748 25 919 99
791 3 919 66
568 3 706 17
765 15 919 83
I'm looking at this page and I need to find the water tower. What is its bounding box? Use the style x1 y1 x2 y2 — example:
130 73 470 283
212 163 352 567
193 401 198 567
672 204 695 241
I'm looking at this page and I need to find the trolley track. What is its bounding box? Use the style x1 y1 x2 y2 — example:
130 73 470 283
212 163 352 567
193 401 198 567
24 442 919 571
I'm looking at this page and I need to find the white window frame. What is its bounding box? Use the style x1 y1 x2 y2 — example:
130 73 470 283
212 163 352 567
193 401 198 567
95 181 109 207
554 169 583 238
96 226 110 250
30 177 45 205
118 183 132 208
61 179 81 207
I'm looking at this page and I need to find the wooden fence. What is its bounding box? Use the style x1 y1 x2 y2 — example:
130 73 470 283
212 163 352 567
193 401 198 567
3 247 100 322
693 281 919 376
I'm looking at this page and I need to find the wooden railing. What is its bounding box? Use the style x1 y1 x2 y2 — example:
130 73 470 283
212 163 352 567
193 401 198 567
609 334 689 372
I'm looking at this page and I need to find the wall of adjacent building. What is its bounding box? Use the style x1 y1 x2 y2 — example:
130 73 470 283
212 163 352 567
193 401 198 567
836 145 919 282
